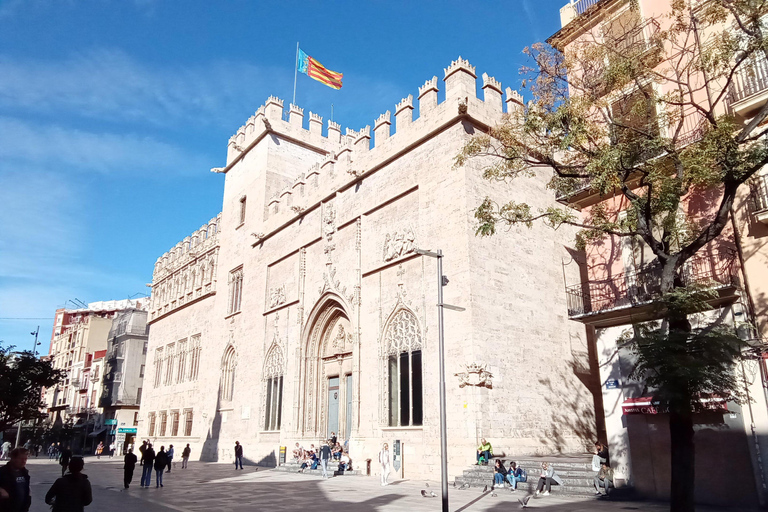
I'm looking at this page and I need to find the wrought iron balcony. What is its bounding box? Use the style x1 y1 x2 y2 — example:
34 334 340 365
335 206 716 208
566 248 740 325
728 55 768 106
750 175 768 224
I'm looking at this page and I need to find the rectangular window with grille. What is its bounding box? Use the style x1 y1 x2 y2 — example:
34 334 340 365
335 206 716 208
159 411 167 436
227 267 244 314
171 410 180 436
184 409 193 436
148 413 156 437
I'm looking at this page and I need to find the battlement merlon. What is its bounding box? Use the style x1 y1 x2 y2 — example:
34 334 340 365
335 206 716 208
444 56 477 101
482 73 503 112
153 213 221 275
289 103 304 127
374 111 392 145
505 87 524 115
309 112 323 135
418 76 439 115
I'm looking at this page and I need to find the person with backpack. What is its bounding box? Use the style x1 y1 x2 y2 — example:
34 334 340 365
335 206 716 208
181 444 191 469
45 457 92 512
154 447 168 487
506 461 526 491
140 443 155 488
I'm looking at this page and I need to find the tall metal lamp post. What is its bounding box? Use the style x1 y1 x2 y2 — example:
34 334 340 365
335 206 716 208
16 326 41 447
414 249 465 512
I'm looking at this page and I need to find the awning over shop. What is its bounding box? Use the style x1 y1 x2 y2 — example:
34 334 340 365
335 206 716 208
87 427 107 437
622 396 728 415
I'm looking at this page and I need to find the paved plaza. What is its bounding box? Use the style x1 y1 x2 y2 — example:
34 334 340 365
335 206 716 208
22 458 742 512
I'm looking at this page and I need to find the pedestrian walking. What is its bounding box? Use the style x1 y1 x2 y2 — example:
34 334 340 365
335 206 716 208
181 444 191 469
140 444 155 488
45 457 92 512
379 442 391 486
109 442 115 459
59 446 72 477
0 447 31 512
166 445 174 473
154 447 168 487
319 440 332 478
234 441 243 470
0 441 11 460
95 442 104 460
123 449 138 489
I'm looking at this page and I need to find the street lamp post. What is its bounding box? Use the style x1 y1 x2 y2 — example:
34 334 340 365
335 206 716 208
414 249 465 512
15 326 41 447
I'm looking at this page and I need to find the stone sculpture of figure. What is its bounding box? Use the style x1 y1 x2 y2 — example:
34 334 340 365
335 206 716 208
384 234 396 261
392 232 405 257
403 227 416 254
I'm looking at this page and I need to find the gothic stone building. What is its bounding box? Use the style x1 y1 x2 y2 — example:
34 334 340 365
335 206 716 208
141 58 598 478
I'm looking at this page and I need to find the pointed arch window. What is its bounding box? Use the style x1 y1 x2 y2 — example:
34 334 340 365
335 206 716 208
384 309 423 427
220 345 237 402
263 344 284 431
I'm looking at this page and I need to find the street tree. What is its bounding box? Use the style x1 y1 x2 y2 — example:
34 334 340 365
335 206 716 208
456 1 768 510
0 347 65 435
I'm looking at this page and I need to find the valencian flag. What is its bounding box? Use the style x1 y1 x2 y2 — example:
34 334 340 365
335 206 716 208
297 49 343 90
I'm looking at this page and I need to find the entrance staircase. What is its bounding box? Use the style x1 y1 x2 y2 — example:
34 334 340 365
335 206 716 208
274 459 363 477
454 457 597 497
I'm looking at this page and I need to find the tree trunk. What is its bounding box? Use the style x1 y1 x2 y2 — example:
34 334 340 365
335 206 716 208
669 409 695 512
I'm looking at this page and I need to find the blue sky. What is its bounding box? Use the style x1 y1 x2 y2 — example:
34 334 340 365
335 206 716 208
0 0 565 350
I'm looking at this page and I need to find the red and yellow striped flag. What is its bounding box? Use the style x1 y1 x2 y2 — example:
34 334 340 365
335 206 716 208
298 49 343 90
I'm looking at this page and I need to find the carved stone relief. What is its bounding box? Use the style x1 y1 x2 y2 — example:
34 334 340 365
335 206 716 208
455 363 493 389
383 226 416 262
268 285 286 308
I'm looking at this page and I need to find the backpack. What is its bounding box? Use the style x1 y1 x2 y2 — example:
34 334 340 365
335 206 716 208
519 468 527 482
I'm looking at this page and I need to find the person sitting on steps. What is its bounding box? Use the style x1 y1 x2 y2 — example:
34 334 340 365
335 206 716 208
594 461 614 497
492 459 507 489
535 462 563 496
476 438 492 465
506 461 525 491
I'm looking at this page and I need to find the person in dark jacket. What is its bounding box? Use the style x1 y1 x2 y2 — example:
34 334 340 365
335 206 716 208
234 441 243 470
45 457 92 512
123 449 138 489
59 446 72 477
166 445 174 473
181 444 191 469
140 444 155 488
154 447 168 487
492 459 507 489
0 447 31 512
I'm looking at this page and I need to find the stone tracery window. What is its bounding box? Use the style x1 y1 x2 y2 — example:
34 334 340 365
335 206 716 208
220 345 237 402
384 309 423 427
263 344 284 431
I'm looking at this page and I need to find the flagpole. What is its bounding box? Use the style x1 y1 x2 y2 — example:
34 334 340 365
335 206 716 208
292 42 299 106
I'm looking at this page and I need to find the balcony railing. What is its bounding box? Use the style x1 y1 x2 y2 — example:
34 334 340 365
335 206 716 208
570 0 602 15
606 19 661 59
728 56 768 105
750 175 768 213
566 248 739 317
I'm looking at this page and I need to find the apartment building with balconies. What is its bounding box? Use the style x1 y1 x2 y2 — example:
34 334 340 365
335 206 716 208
551 0 768 507
45 299 147 453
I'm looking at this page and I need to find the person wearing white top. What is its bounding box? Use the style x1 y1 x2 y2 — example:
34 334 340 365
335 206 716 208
379 443 391 486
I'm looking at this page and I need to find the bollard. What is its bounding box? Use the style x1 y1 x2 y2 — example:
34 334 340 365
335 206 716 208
366 458 372 476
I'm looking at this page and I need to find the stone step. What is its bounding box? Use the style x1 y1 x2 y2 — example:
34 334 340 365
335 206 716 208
452 479 596 497
455 475 596 488
276 461 362 477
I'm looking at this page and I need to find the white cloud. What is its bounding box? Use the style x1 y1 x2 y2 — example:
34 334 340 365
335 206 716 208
0 117 209 175
0 49 289 127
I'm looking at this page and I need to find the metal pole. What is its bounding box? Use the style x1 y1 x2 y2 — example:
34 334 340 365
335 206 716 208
292 42 299 106
436 249 449 512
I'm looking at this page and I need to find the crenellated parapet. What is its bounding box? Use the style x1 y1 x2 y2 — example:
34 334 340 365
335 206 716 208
149 213 222 321
253 57 528 235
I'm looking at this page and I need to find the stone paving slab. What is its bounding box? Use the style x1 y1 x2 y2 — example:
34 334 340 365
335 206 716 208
23 457 745 512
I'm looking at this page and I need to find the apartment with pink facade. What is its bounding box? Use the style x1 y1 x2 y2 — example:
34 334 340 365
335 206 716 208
551 0 768 506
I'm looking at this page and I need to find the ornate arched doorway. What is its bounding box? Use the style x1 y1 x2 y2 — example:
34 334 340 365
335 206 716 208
299 295 354 440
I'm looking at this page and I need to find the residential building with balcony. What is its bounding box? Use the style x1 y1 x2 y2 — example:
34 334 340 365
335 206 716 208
551 0 768 507
44 299 147 453
100 308 148 453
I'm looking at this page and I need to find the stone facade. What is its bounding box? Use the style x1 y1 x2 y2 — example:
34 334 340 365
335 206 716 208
141 58 597 478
